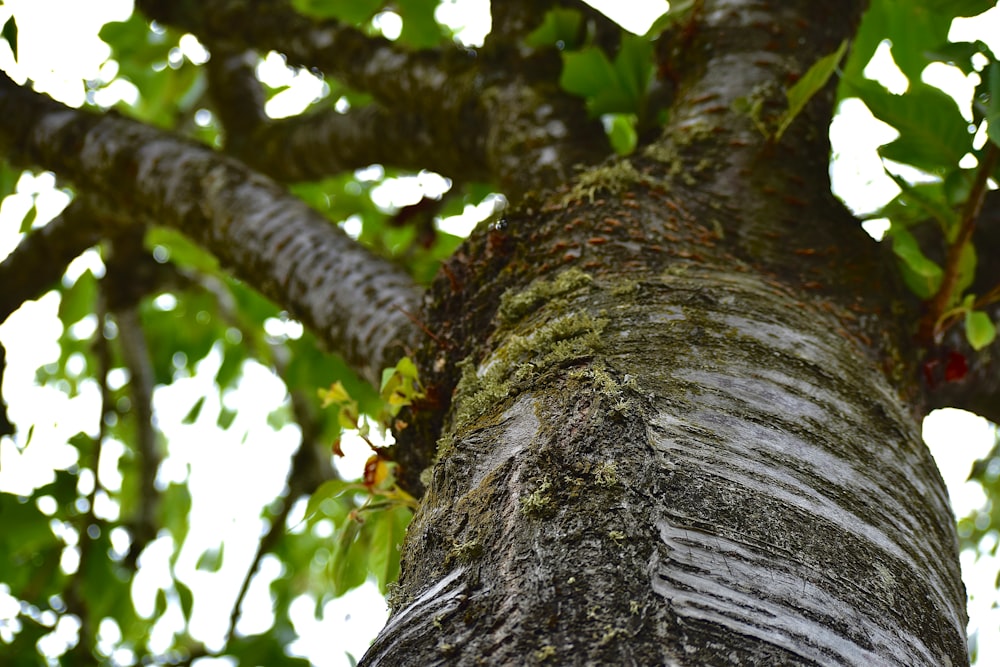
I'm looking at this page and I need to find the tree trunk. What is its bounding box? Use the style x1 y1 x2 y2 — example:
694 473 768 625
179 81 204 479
0 0 976 664
361 1 968 664
362 206 967 666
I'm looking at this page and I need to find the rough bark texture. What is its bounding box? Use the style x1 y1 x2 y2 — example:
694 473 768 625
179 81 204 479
368 263 966 666
365 0 968 664
0 0 980 664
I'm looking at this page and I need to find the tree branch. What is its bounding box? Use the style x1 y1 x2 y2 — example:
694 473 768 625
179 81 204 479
234 103 492 184
918 143 1000 344
137 0 608 196
135 0 461 113
0 73 422 386
922 189 1000 424
205 48 268 154
206 44 491 184
0 195 119 325
105 231 163 570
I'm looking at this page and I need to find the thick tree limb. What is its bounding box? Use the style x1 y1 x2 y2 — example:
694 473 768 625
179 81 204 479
205 48 268 154
0 73 422 386
257 104 493 182
207 46 490 183
136 1 608 196
0 195 117 324
136 0 458 113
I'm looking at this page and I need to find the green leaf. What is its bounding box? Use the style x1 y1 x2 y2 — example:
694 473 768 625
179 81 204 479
17 202 37 234
397 0 443 48
217 406 236 429
181 396 206 424
58 269 98 325
607 113 638 155
366 505 411 593
561 47 620 110
880 169 959 234
196 544 224 572
847 79 973 172
291 0 381 23
0 163 21 200
145 227 220 273
160 482 193 549
927 41 993 75
882 0 950 81
2 14 18 57
953 242 977 306
525 8 583 49
175 579 195 621
966 309 997 350
644 0 698 37
840 0 888 86
615 34 655 108
776 40 847 141
0 492 59 563
888 225 943 298
329 520 368 595
304 478 352 525
227 633 312 666
924 0 996 18
943 169 975 208
560 35 653 116
986 61 1000 149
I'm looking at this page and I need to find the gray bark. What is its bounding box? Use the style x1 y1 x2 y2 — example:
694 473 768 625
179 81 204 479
365 262 966 666
362 1 967 663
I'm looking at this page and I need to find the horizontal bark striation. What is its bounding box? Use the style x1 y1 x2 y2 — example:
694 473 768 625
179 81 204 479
365 265 966 666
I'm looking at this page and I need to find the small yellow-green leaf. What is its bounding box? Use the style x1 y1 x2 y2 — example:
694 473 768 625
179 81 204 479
607 113 638 155
338 402 359 429
394 356 419 381
965 309 997 350
319 380 352 407
776 40 847 141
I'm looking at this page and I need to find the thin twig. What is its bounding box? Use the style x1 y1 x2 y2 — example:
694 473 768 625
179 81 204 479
919 143 1000 343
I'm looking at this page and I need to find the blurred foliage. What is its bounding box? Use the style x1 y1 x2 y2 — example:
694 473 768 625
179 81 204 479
1 0 1000 665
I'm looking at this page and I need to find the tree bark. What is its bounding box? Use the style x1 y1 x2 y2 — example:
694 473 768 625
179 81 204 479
364 199 967 667
0 0 976 664
363 1 968 664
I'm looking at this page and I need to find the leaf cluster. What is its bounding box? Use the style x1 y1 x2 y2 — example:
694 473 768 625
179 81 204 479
839 0 1000 349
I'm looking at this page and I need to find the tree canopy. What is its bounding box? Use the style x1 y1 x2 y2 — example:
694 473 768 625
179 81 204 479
1 0 1000 665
